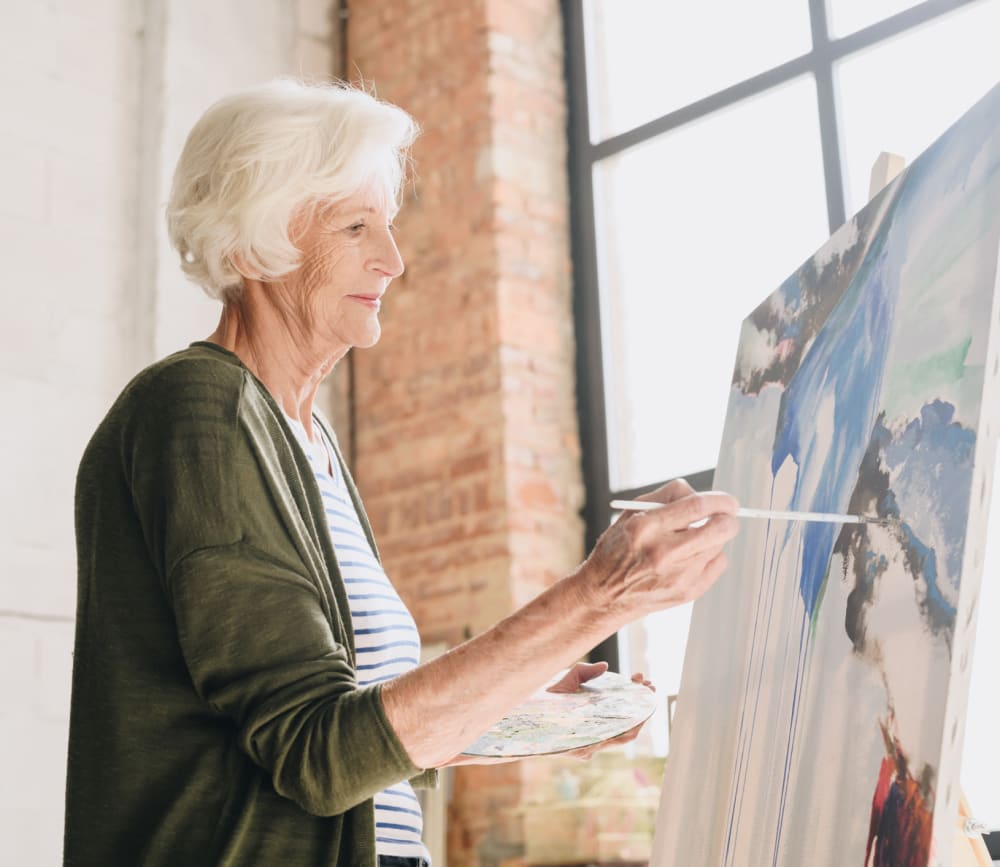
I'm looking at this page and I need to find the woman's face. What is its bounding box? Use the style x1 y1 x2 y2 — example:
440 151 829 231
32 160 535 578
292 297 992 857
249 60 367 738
285 190 404 351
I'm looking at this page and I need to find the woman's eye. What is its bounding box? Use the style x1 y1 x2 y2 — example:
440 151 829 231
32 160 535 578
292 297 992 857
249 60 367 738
348 222 365 232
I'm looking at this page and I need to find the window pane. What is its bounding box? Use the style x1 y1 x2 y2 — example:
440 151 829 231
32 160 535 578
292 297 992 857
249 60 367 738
836 0 1000 213
618 604 694 756
826 0 923 37
583 0 812 142
594 77 829 491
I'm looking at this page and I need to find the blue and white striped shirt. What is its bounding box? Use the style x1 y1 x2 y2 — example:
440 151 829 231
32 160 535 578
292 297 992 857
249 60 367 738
285 413 430 862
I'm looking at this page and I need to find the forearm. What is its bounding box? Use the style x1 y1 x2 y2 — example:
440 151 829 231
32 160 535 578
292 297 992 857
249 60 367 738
381 571 624 769
381 485 740 770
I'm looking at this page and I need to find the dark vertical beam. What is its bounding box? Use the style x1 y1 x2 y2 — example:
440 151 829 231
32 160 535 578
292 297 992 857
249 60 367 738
562 0 619 671
809 0 848 233
807 0 982 232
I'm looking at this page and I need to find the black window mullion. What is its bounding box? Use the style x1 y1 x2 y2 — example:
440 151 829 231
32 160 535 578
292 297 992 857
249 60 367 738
830 0 984 56
590 52 817 162
582 0 983 167
611 468 716 505
809 0 849 233
563 0 613 552
563 0 620 670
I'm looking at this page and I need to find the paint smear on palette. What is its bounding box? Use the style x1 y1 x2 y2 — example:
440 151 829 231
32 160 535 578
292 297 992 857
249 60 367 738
461 671 657 758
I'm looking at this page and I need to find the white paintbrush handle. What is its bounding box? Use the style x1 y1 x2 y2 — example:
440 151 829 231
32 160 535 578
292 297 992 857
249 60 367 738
609 499 877 525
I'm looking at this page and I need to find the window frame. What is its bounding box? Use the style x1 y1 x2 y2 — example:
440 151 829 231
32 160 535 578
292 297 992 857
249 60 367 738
563 0 981 658
563 0 998 851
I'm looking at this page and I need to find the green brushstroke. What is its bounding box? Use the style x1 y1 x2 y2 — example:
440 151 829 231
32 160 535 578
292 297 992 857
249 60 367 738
882 337 972 422
810 569 829 638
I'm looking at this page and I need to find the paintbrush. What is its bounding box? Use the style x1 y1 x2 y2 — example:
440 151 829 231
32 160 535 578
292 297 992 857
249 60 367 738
609 499 889 526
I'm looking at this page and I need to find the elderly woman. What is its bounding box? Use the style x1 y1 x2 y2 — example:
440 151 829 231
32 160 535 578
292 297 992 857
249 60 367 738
64 80 738 867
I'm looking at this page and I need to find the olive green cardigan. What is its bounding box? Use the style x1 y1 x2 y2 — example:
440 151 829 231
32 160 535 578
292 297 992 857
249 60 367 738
65 342 434 867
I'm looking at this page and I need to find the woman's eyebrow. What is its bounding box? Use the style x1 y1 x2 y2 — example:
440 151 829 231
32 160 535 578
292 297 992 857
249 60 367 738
339 206 382 217
331 205 398 222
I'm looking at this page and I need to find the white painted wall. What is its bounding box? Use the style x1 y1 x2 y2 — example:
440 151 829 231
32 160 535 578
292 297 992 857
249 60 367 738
0 1 335 862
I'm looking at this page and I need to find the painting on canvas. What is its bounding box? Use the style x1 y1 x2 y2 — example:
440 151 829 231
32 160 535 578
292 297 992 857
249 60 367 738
651 82 1000 867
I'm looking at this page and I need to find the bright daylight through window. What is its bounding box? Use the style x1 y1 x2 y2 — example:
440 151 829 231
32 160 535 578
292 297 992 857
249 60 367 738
566 0 1000 831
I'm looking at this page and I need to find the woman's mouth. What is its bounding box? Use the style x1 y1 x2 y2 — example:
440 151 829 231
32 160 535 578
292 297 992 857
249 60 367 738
348 294 382 309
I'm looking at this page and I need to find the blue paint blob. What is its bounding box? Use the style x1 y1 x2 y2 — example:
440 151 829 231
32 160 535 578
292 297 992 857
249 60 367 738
771 237 898 615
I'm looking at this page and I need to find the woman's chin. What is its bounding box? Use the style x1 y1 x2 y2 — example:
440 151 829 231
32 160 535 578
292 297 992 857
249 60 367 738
352 325 382 350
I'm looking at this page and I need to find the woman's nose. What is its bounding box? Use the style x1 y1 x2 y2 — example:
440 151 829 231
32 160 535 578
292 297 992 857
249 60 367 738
373 230 404 278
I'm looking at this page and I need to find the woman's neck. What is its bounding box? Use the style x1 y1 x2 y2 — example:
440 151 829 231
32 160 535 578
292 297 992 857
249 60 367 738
206 285 348 440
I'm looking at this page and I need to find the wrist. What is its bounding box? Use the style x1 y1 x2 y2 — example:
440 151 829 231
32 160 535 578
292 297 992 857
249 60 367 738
562 564 629 635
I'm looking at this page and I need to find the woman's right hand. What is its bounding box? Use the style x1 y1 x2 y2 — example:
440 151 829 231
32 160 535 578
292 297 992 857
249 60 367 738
572 479 740 621
382 479 739 771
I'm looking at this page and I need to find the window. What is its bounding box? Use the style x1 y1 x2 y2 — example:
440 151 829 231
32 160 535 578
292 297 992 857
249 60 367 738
564 0 1000 845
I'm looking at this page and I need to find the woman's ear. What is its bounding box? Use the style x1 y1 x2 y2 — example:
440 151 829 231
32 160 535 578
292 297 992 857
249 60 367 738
229 250 262 281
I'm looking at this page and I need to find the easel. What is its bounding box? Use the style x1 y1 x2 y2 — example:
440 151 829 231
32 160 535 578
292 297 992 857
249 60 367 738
955 795 991 867
868 153 992 867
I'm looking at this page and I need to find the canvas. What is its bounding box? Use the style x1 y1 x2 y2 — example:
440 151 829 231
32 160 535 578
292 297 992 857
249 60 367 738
651 82 1000 867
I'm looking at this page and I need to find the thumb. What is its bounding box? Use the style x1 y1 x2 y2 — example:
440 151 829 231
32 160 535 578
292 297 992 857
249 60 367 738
574 661 609 684
547 661 609 694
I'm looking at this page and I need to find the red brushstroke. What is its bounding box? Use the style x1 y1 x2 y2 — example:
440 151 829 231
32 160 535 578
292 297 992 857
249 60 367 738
864 721 934 866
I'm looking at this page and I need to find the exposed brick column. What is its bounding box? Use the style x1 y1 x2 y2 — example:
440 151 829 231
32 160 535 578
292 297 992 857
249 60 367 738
346 2 583 865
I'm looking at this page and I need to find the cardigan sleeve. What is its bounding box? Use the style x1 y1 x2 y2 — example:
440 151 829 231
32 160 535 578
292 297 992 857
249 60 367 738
170 543 420 815
124 359 421 816
409 769 439 789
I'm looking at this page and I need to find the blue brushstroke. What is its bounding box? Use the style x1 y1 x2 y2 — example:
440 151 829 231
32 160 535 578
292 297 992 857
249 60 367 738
899 523 956 626
854 549 890 617
884 400 976 584
771 235 898 616
875 484 958 632
840 404 967 650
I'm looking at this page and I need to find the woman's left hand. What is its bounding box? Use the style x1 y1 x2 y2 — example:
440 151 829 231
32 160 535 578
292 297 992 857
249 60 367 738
549 662 654 760
440 663 655 766
545 660 653 694
545 660 610 693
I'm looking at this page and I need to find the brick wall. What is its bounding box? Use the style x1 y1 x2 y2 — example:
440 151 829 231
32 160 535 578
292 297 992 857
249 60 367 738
0 3 336 861
345 2 584 865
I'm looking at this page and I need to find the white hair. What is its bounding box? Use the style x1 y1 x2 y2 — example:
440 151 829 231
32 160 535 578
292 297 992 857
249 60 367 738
166 78 419 301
